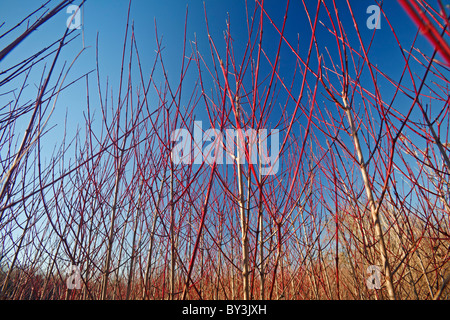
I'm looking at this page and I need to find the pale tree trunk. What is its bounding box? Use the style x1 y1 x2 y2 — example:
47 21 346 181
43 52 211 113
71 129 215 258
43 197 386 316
235 96 250 300
342 93 396 300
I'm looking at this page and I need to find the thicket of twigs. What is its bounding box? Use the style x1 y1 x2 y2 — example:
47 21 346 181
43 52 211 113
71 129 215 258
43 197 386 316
0 0 449 300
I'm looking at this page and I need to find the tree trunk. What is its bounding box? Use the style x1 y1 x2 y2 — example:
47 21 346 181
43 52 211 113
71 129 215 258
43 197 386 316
342 93 396 300
235 96 250 300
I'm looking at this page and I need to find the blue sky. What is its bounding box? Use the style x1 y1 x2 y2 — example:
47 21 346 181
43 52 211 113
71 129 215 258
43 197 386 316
0 0 444 174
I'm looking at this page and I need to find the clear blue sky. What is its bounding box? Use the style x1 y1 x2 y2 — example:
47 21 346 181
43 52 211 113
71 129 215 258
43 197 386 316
0 0 440 167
